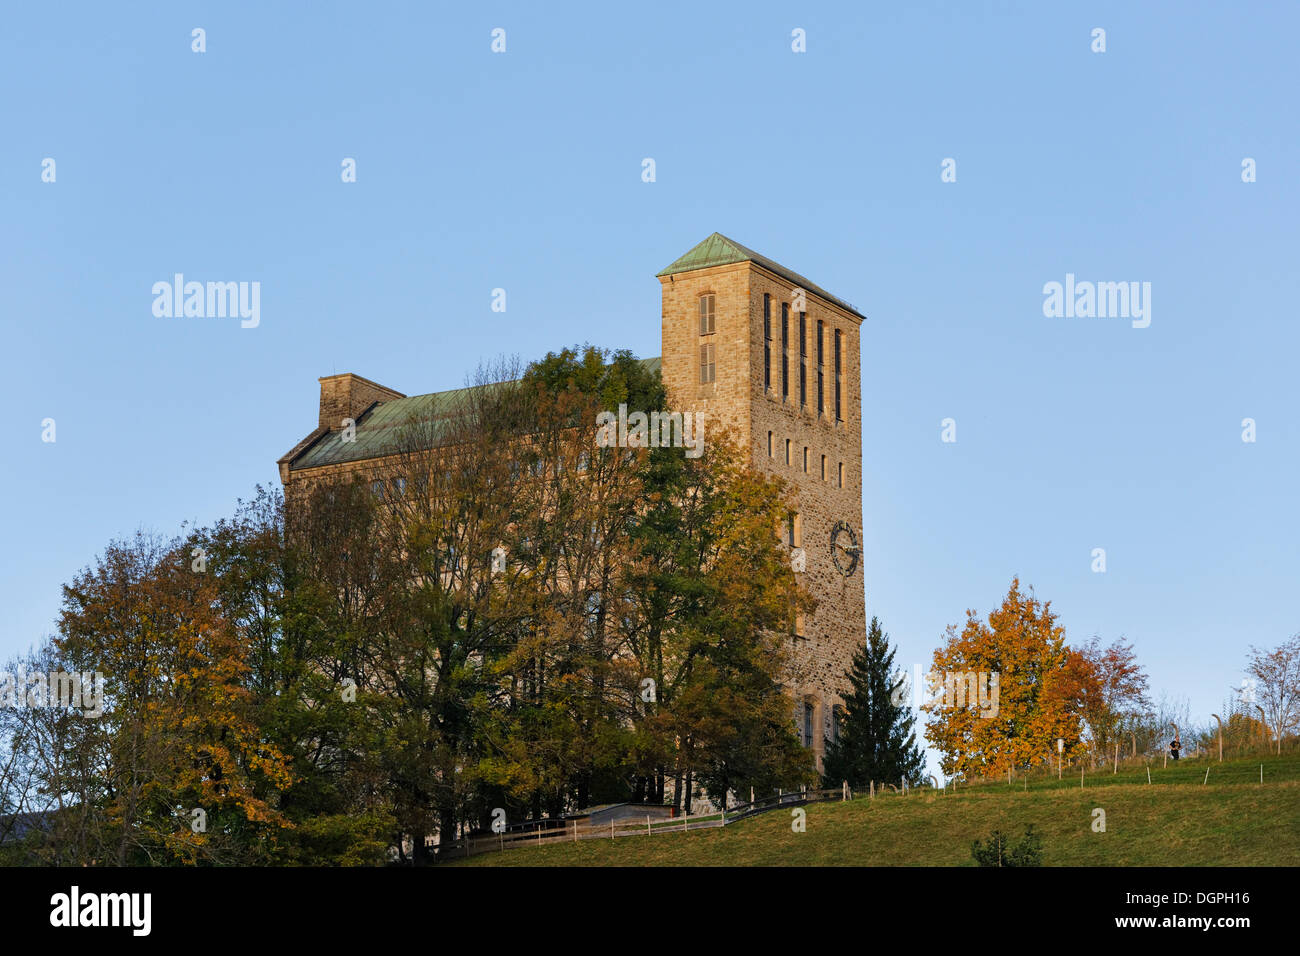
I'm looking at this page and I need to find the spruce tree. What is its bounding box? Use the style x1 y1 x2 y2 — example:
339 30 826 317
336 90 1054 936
822 616 926 790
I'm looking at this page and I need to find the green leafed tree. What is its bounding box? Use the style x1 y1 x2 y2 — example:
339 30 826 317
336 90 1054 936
821 616 926 790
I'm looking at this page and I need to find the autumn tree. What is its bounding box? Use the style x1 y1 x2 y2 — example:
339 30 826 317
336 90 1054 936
926 578 1092 778
1077 636 1151 757
55 531 294 865
1245 634 1300 754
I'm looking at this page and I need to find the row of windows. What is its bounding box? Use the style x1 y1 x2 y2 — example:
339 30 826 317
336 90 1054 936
801 702 845 748
767 432 846 487
762 293 843 421
698 293 847 421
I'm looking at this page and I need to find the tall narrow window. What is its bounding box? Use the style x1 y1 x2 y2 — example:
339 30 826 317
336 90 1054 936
699 294 716 335
834 329 843 422
699 342 715 384
816 320 825 416
799 312 807 407
803 447 809 472
767 431 774 457
838 461 844 488
784 438 791 466
763 294 772 392
802 701 814 746
781 303 789 401
820 454 826 481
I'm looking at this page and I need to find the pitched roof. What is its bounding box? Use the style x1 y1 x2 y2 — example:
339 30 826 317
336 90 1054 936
656 233 865 320
288 357 663 472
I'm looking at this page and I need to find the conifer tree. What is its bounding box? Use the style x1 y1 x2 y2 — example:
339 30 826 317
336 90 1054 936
822 616 926 789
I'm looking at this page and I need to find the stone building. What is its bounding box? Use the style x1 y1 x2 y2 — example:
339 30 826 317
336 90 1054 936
278 233 866 772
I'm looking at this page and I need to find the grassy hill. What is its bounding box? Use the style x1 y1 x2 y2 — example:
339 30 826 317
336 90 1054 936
454 751 1300 866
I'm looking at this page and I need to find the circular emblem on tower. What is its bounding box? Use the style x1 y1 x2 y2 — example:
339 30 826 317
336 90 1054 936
830 521 860 577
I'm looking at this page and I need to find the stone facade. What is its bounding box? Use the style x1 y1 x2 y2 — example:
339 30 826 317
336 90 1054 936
658 257 865 768
281 236 866 774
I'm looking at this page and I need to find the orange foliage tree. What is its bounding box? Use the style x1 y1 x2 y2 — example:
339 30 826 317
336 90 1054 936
925 578 1096 778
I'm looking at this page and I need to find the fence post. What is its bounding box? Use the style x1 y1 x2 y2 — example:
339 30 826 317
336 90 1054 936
1146 765 1151 785
611 820 614 840
646 815 651 837
1203 767 1210 785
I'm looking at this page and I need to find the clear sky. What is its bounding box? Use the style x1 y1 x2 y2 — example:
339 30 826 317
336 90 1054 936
3 1 1296 756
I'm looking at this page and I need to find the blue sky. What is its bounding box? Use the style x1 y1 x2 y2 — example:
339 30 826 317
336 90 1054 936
3 1 1296 753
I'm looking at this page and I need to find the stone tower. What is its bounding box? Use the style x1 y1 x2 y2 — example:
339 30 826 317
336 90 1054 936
657 233 866 768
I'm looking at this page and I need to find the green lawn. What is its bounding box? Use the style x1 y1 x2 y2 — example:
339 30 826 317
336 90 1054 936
453 752 1300 866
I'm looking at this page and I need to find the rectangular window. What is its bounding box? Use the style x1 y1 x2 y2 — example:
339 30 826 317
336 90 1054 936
787 512 802 548
781 303 789 401
803 447 809 472
834 329 843 422
784 438 791 465
820 454 826 481
767 431 773 457
816 320 824 416
699 294 716 335
838 461 844 488
371 479 385 500
763 295 771 391
803 701 814 746
799 312 807 407
699 342 715 384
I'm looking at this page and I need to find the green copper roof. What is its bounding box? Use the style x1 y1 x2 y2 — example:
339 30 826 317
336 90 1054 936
289 357 662 472
657 233 865 320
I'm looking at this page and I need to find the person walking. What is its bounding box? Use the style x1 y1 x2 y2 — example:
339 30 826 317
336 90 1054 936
1170 735 1181 761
